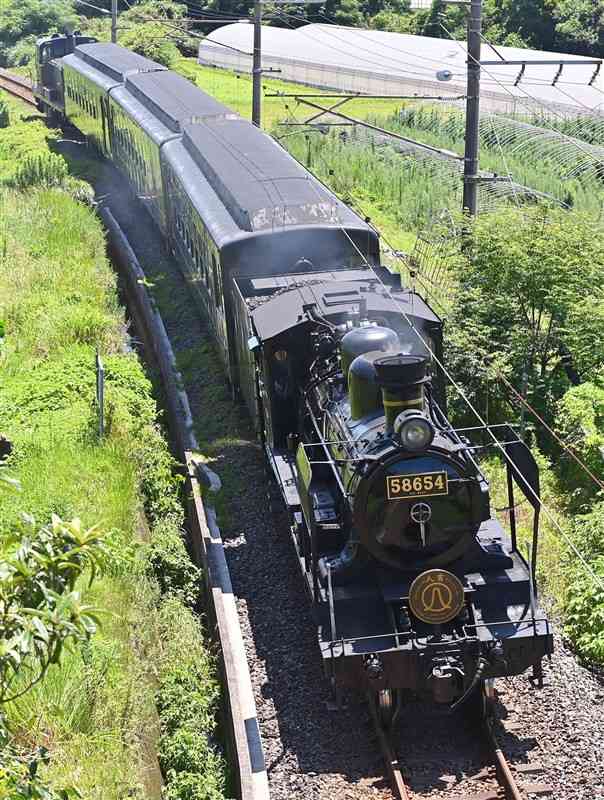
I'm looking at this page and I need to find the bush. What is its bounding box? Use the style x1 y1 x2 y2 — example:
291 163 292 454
154 598 225 800
564 558 604 664
560 503 604 663
13 152 69 189
555 380 604 507
145 519 202 607
120 23 181 68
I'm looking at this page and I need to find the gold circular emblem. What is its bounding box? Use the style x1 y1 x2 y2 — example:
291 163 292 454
408 569 465 625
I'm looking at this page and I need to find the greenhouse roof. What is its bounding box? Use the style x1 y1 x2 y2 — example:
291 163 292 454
200 23 603 114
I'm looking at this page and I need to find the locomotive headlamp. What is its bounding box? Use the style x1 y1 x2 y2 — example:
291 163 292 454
394 410 434 452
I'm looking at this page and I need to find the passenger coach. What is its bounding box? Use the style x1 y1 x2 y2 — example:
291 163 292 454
34 33 380 382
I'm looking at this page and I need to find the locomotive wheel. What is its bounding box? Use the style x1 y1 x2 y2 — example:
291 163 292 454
376 688 401 729
465 679 495 723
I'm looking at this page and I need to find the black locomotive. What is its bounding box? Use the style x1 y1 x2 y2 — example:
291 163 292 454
34 34 553 722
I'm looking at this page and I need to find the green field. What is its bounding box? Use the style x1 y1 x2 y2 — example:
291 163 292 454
176 58 412 130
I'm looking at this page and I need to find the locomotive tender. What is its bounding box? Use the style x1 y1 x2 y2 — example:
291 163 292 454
34 33 552 721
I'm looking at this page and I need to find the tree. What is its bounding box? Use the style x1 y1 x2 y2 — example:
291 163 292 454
333 0 364 26
0 0 77 67
119 1 193 64
553 0 604 57
370 7 418 33
445 208 604 429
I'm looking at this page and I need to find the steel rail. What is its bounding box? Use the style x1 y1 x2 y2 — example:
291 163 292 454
369 698 534 800
367 693 410 800
484 718 524 800
0 69 36 106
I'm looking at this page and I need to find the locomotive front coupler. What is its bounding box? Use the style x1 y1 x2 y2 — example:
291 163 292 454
416 633 485 705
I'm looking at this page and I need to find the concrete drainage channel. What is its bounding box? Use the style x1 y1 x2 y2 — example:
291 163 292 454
100 207 270 800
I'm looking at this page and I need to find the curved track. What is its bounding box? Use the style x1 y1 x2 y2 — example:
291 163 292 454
0 69 36 106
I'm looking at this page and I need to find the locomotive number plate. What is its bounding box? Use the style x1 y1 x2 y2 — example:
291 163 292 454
386 471 448 500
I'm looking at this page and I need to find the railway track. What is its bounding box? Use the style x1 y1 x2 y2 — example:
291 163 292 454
372 702 550 800
0 69 36 106
83 150 551 800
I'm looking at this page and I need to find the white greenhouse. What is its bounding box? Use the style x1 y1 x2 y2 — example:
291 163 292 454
198 23 604 116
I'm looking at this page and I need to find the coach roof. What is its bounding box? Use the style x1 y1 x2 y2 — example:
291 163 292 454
126 70 231 133
182 116 367 233
74 42 165 83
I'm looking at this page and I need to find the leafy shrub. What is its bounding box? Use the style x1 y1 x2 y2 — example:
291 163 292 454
154 598 225 800
561 503 604 663
0 514 105 800
0 0 77 69
13 152 69 189
564 558 604 664
145 519 201 607
555 381 604 506
120 23 181 68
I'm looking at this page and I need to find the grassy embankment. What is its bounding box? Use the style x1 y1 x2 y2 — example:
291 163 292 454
0 93 226 800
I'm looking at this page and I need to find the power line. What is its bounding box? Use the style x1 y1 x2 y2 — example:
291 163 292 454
73 0 111 15
499 374 604 495
438 20 604 166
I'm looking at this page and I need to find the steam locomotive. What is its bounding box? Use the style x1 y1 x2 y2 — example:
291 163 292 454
33 33 552 723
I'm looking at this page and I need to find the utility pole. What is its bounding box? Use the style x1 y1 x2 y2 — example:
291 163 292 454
111 0 118 44
251 0 323 128
252 0 262 126
462 0 481 215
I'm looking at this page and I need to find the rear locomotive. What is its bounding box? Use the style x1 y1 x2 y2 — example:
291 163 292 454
235 271 552 721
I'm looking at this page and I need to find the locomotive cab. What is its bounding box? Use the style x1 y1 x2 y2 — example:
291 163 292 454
34 32 96 113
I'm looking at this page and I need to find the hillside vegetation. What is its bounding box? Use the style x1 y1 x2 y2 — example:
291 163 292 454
0 94 225 800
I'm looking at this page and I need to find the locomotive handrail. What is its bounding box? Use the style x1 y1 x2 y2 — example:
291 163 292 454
324 615 551 651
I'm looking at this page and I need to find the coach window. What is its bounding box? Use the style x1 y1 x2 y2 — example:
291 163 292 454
212 255 222 309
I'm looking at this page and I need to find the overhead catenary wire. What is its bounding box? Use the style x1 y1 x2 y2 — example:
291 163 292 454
97 4 602 586
499 373 604 495
73 0 112 14
275 9 603 96
343 228 604 591
349 206 604 500
235 10 461 82
267 16 599 208
118 0 254 54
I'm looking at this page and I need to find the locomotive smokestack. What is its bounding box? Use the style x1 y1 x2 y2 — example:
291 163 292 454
373 354 429 432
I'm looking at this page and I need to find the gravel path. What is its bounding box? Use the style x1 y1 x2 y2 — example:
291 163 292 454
495 632 604 800
59 140 603 800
